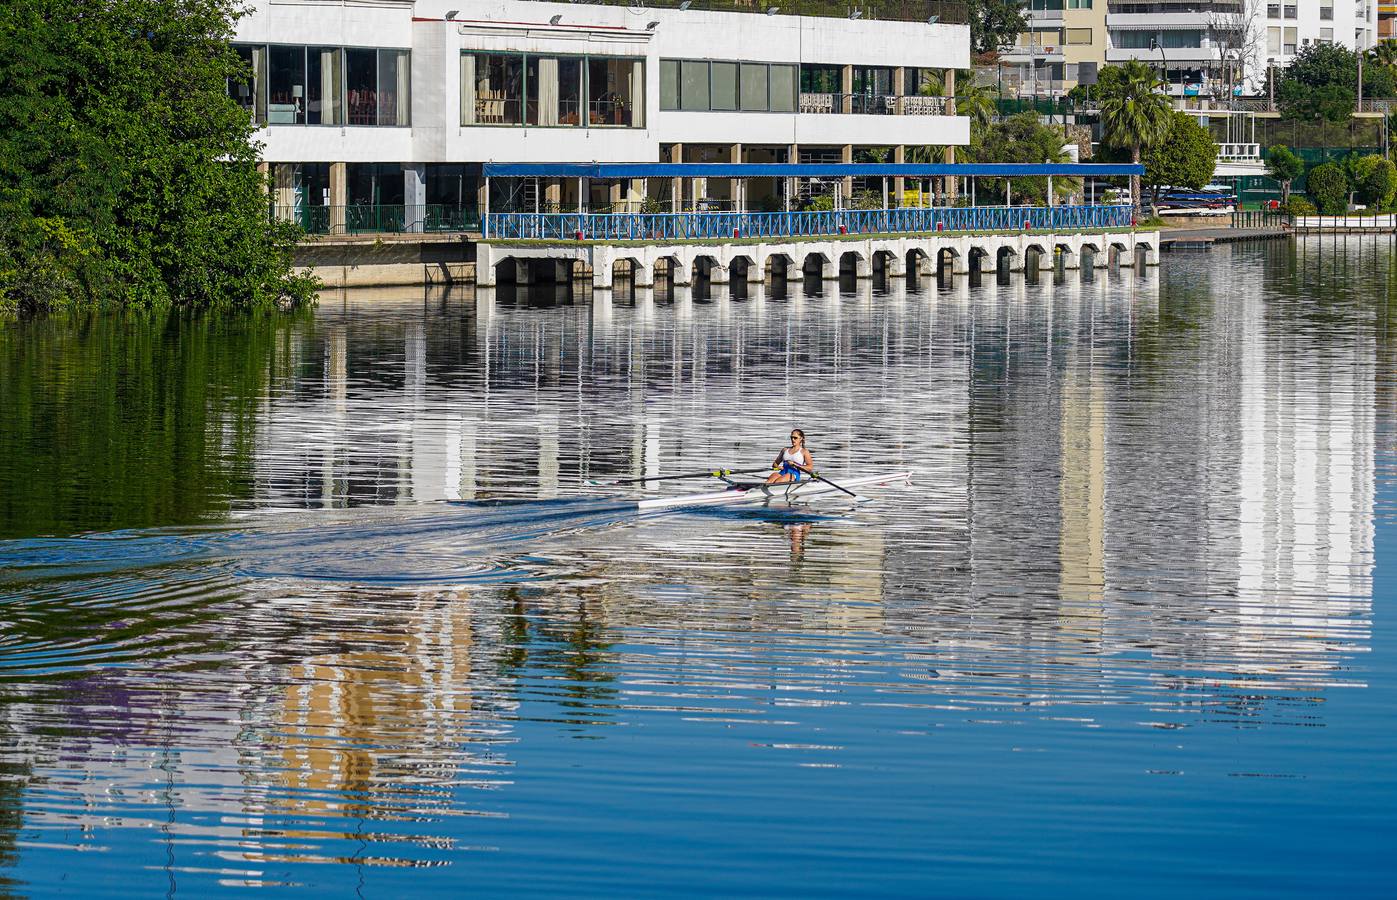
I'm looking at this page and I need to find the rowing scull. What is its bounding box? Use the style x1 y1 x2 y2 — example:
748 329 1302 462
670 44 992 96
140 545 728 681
634 471 910 511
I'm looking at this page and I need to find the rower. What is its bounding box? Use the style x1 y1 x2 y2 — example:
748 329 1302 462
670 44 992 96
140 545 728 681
767 429 812 485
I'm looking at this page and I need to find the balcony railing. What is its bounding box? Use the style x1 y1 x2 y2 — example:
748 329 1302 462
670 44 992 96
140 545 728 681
274 204 481 235
485 205 1135 242
798 92 948 115
569 0 970 24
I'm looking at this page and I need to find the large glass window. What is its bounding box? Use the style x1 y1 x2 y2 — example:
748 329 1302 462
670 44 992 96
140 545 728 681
660 59 680 110
769 64 796 112
710 62 739 110
469 53 525 124
680 60 710 111
740 63 768 111
268 45 306 124
462 53 640 127
346 48 410 126
228 44 266 123
588 57 642 127
307 47 341 125
800 64 841 94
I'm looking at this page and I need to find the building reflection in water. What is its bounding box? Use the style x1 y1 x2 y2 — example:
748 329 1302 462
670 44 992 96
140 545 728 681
0 246 1385 885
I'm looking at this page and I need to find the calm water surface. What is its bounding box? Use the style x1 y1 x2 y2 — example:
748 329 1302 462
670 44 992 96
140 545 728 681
2 242 1396 897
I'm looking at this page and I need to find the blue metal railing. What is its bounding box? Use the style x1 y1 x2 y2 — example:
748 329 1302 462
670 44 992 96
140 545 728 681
485 205 1135 241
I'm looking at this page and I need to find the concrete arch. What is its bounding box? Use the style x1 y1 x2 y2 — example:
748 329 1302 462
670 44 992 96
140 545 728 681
654 254 689 286
1079 242 1104 270
611 256 647 286
1054 242 1078 270
839 249 871 279
694 253 727 283
872 248 901 278
907 247 932 277
996 245 1020 275
802 252 831 280
1135 241 1158 267
1025 243 1051 272
765 252 796 281
967 245 991 276
1108 241 1130 268
729 254 760 284
935 246 962 277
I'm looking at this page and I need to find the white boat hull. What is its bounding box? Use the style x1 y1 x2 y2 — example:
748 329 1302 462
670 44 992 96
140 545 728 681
635 472 911 511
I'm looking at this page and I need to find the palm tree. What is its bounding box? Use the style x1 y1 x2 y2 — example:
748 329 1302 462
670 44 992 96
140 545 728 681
954 76 998 139
1368 42 1397 70
1097 60 1173 211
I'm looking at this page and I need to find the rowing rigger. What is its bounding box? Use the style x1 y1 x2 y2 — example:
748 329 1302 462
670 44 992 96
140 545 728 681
632 471 911 511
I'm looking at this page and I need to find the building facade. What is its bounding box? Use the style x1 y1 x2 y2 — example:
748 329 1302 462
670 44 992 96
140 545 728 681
229 0 971 230
1000 0 1377 102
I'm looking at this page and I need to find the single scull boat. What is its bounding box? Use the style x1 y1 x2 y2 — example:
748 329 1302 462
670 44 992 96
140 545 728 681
634 471 910 511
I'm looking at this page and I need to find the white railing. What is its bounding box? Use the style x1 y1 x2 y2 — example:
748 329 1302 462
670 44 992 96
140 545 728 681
1217 142 1261 160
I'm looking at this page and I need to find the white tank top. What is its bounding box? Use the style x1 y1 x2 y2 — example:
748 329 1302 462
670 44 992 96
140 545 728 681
782 447 804 464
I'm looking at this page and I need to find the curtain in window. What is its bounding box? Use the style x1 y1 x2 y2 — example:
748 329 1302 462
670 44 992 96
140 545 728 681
394 51 410 125
253 45 267 124
537 57 559 126
461 53 476 124
630 60 644 127
319 48 341 125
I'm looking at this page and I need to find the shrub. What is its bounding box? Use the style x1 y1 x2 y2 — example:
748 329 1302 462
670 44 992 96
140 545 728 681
1283 196 1317 216
803 194 836 212
1351 154 1397 209
1305 162 1349 214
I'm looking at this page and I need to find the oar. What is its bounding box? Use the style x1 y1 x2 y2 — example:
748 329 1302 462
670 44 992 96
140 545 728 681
587 467 769 487
790 463 868 502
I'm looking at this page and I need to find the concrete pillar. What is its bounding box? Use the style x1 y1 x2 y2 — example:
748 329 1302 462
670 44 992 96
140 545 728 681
709 262 729 284
671 256 692 286
546 179 561 212
841 65 854 114
405 163 426 233
273 164 296 221
787 143 800 210
893 67 906 115
669 143 683 212
841 144 854 203
634 259 654 287
475 243 496 286
893 145 906 206
1061 249 1079 270
514 259 534 285
329 161 348 234
854 253 872 279
609 180 623 210
730 143 742 211
747 257 764 283
887 251 906 278
1039 247 1055 271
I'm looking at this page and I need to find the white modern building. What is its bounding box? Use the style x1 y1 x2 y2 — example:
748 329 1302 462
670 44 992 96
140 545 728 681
1000 0 1377 101
229 0 971 231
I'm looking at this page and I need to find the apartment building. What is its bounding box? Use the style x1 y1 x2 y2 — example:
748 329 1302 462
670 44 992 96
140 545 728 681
999 0 1376 101
229 0 970 230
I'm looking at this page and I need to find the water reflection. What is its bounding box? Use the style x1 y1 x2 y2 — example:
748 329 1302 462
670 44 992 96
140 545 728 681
0 245 1389 895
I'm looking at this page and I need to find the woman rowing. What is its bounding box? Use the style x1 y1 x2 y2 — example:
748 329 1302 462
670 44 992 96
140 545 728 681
767 428 812 484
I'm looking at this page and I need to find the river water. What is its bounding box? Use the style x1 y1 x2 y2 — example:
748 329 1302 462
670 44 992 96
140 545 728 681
1 241 1395 897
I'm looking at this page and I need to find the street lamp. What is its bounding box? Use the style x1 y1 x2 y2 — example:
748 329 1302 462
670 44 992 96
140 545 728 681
1268 57 1276 111
1149 39 1171 106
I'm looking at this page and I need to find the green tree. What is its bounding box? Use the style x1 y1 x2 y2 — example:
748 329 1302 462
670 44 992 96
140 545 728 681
972 112 1078 203
1265 146 1305 204
1352 154 1397 209
0 0 316 314
1143 110 1218 202
968 0 1028 56
1306 162 1349 214
1096 61 1174 209
1277 42 1397 122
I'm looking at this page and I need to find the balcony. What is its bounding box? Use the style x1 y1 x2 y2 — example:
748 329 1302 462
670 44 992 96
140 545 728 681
797 93 949 115
1106 12 1241 27
579 0 971 24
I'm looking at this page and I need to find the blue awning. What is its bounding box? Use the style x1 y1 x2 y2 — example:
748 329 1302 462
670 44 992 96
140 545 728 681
481 162 1142 178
